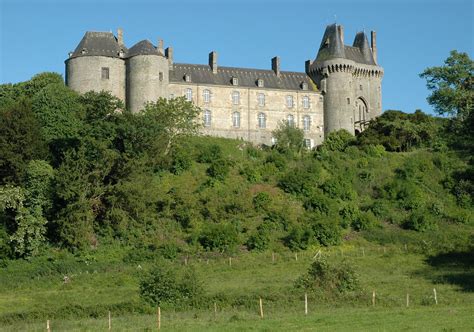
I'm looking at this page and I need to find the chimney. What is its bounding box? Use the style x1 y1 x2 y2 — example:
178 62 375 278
157 39 164 55
209 51 218 74
272 56 280 77
117 28 124 46
165 47 173 67
371 31 377 64
337 25 344 45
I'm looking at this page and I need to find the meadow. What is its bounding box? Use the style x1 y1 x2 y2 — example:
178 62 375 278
1 232 472 331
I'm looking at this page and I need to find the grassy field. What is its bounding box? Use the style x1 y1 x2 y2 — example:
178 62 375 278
1 233 473 331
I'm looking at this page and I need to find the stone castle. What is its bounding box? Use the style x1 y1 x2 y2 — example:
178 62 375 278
65 24 383 147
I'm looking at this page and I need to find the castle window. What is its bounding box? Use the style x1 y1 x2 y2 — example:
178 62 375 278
347 97 351 105
287 114 295 127
232 112 241 128
185 74 191 82
232 91 240 105
303 115 311 131
258 112 266 129
304 139 312 149
203 89 211 103
232 77 239 86
258 93 265 107
257 79 264 88
203 110 212 127
302 96 310 109
359 84 363 91
159 72 163 81
301 82 308 90
101 67 109 80
185 88 193 101
286 95 294 108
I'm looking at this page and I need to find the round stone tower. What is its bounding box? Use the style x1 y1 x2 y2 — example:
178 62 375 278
306 24 383 136
65 31 126 101
126 40 169 113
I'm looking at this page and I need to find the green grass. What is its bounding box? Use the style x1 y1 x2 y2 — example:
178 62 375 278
1 236 473 330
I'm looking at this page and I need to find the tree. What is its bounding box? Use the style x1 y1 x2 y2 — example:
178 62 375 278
0 99 47 185
8 160 54 257
272 121 304 153
420 51 473 124
142 97 202 156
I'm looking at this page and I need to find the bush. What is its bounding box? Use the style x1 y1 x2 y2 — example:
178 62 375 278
351 211 378 231
197 144 222 163
139 263 203 307
246 226 270 251
295 258 359 294
252 192 271 211
320 129 355 152
206 159 230 181
198 223 239 252
403 209 437 232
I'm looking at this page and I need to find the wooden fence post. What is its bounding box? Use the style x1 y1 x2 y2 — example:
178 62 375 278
157 307 161 330
259 298 264 318
108 311 111 330
304 293 308 315
47 320 51 332
372 290 376 307
433 288 438 305
406 293 409 307
214 302 217 317
229 257 232 267
272 252 275 263
295 252 298 261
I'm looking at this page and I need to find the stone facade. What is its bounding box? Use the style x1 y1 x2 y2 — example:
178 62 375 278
65 24 383 147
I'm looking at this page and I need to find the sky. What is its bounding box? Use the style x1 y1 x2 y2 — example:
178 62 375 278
0 0 472 114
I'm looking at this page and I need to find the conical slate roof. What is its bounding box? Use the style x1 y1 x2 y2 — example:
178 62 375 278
352 32 375 65
314 24 377 66
70 31 125 58
315 24 345 62
126 40 161 58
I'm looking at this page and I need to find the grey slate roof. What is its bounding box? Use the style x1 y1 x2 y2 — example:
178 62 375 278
314 24 376 66
127 40 161 58
70 32 126 59
170 64 317 91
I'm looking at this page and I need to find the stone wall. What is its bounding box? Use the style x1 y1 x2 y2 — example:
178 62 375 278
169 83 324 147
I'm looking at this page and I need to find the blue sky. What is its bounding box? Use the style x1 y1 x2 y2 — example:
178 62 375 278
1 0 472 114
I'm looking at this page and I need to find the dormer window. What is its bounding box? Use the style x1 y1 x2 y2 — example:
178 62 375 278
81 48 87 55
257 79 264 88
301 82 308 90
118 49 124 57
68 52 73 58
232 77 238 86
184 74 191 82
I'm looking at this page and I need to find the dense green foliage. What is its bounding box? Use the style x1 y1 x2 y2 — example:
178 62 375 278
1 61 473 259
0 52 473 327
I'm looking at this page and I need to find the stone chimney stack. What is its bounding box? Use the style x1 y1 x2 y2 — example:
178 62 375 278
371 31 377 64
157 39 164 55
117 28 124 46
337 25 344 44
209 51 218 74
165 47 173 67
272 56 280 77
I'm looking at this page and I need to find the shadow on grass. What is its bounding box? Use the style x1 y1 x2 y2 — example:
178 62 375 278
422 246 474 292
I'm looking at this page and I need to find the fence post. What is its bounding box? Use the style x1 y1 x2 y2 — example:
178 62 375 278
108 311 111 330
304 293 308 315
157 307 161 330
47 320 51 332
433 288 438 305
259 298 264 318
406 293 409 307
372 290 376 307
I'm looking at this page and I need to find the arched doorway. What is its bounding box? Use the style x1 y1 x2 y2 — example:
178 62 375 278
354 98 368 132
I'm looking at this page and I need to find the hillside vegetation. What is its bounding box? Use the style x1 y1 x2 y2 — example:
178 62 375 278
0 51 472 329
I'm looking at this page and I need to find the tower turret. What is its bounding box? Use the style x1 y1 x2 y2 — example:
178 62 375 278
125 39 169 113
65 30 126 102
306 24 383 136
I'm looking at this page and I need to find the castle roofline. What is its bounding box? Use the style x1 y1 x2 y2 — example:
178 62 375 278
68 31 126 59
170 63 317 92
